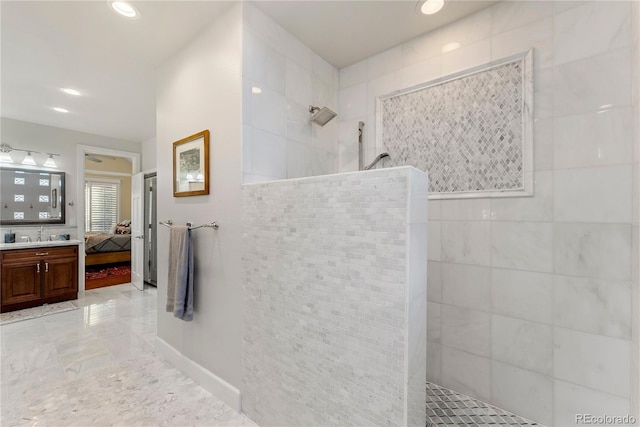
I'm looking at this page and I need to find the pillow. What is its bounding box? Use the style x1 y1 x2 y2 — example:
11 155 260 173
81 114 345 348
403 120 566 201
109 224 117 234
115 225 130 235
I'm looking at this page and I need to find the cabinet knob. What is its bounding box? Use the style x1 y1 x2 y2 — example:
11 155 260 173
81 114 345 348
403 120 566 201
45 262 49 273
35 252 49 256
36 263 40 273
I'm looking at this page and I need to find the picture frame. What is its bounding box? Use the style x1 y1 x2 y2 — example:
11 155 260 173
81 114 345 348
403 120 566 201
173 130 210 197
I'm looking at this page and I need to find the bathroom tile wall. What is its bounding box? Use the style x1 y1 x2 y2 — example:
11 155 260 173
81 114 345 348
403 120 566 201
242 4 339 183
242 167 427 427
338 2 638 426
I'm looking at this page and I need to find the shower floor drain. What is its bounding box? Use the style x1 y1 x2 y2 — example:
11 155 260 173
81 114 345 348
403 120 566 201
426 382 542 426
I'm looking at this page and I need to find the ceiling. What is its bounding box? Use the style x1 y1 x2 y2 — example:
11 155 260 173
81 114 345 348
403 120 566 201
1 0 496 143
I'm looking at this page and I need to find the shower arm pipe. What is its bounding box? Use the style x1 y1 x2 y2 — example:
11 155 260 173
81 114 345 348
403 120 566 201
363 152 390 171
358 121 365 171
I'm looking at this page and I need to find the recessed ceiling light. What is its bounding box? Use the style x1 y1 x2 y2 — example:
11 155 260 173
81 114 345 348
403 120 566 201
252 86 262 94
53 107 69 113
417 0 445 15
61 88 81 96
442 42 461 53
109 1 140 19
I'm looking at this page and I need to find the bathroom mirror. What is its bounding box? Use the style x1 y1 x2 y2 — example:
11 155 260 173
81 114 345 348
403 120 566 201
0 167 65 225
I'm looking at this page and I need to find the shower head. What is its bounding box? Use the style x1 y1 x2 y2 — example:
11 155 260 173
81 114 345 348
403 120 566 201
309 105 337 126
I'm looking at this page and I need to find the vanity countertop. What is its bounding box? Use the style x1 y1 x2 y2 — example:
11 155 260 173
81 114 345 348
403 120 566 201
0 239 82 251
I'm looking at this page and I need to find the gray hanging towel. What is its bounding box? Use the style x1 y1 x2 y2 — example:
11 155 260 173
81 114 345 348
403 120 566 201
166 225 194 321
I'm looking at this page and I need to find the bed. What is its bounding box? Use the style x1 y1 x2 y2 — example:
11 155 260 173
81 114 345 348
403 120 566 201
84 233 131 266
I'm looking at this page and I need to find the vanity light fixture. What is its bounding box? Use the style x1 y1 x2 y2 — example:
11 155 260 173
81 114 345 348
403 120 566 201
416 0 444 15
22 152 37 166
109 1 140 19
0 144 60 168
53 107 69 113
43 155 58 168
61 88 81 96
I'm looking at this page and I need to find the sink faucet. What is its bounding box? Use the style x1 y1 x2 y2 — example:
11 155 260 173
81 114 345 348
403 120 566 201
37 226 43 242
20 235 32 243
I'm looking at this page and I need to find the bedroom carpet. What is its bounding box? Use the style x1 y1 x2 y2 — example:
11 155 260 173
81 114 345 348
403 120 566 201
85 264 131 289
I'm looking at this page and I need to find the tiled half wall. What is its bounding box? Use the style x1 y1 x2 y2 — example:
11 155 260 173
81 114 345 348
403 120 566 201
241 166 428 426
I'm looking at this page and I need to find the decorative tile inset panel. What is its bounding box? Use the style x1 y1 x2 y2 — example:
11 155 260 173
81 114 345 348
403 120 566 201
242 167 428 427
378 51 533 199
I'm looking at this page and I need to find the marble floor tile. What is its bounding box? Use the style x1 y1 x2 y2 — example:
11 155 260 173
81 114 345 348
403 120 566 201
1 284 256 427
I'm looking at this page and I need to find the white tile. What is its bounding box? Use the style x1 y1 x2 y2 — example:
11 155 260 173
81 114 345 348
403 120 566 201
440 346 491 402
312 53 336 88
534 118 553 170
490 171 553 221
491 17 553 70
428 200 442 221
426 341 442 384
427 221 441 262
442 263 491 312
492 314 553 375
442 39 491 76
554 380 632 427
441 221 491 266
401 30 442 67
441 305 491 357
554 48 633 116
554 223 632 281
286 100 312 145
491 361 553 426
367 46 402 81
244 4 284 54
366 72 400 116
339 60 368 90
285 140 313 179
554 1 632 66
283 31 311 70
441 198 491 221
339 83 367 121
400 55 442 89
534 68 554 120
440 8 491 49
312 77 338 113
554 165 633 224
491 222 553 273
251 87 286 136
427 261 442 303
554 275 632 340
554 327 631 398
427 301 441 343
285 59 312 109
242 125 252 175
491 268 553 324
244 32 286 94
242 80 252 125
490 1 553 35
554 108 634 169
250 128 286 179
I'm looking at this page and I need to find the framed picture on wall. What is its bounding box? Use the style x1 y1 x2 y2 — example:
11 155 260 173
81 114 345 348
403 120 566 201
173 130 210 197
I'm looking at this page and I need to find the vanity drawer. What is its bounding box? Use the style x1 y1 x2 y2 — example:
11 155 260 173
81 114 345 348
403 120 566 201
1 246 78 261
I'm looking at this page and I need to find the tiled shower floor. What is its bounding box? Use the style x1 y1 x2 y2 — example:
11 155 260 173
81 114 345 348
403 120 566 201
426 382 541 426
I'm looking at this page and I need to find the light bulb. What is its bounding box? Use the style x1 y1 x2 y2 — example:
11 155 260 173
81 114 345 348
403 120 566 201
44 155 57 168
0 152 13 163
22 152 36 166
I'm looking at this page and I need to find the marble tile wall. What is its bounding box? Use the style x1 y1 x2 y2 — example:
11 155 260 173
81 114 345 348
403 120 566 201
338 1 638 426
241 4 339 184
241 167 427 426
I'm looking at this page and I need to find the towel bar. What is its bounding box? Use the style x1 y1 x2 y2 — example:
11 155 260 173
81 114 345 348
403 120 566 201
159 220 219 230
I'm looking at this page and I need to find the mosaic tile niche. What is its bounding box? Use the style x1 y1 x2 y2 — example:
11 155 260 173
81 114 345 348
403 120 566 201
378 51 533 199
242 166 428 427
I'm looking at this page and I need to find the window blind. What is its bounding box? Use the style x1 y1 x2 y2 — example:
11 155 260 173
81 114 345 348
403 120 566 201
85 180 119 232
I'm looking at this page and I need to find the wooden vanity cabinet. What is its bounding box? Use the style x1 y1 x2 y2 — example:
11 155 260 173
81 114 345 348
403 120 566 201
1 245 78 312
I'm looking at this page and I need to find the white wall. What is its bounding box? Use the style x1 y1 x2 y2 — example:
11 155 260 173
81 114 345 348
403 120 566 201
339 2 638 426
632 0 640 422
0 117 140 230
141 136 157 171
155 2 243 404
242 4 339 183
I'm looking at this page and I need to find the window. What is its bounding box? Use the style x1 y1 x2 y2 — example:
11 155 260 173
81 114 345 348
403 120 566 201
85 179 119 232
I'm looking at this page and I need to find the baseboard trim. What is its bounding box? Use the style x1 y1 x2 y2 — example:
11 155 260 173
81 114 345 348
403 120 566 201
155 336 241 412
